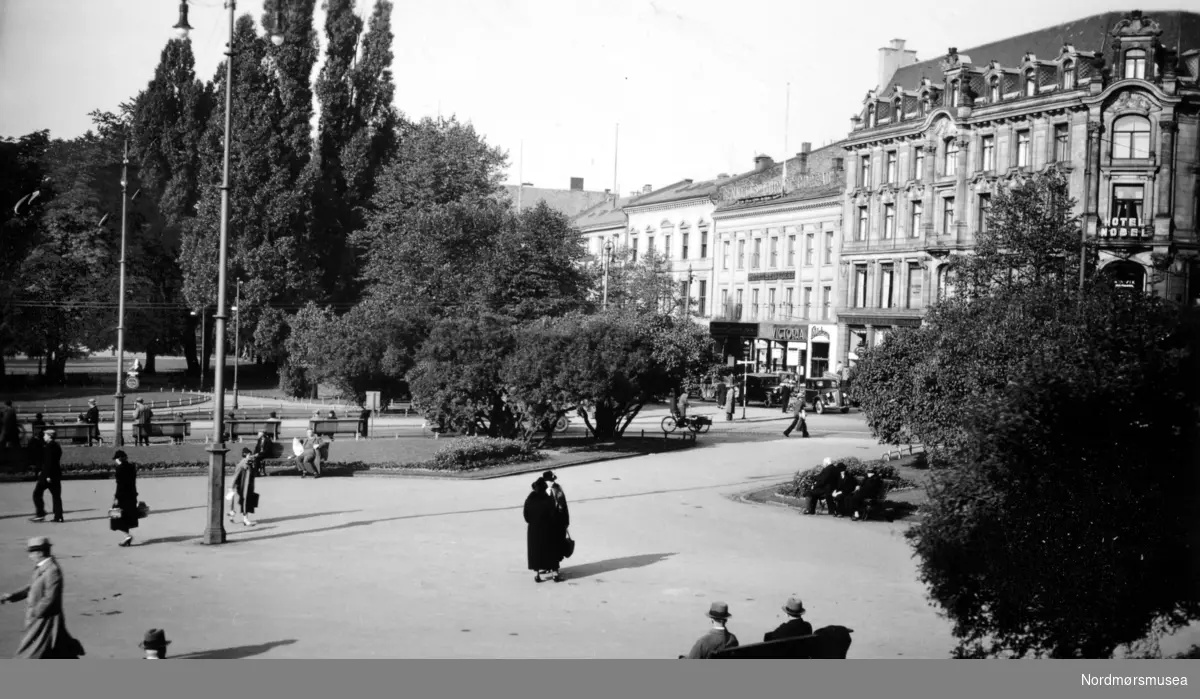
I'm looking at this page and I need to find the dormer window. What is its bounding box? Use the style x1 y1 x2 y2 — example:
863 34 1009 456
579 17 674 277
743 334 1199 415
894 98 903 122
950 80 960 107
989 77 1000 102
921 96 931 114
867 104 876 128
1024 70 1037 96
1112 115 1151 159
1124 49 1146 80
1061 60 1075 89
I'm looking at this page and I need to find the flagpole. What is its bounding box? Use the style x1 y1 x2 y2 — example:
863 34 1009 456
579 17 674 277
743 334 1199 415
613 123 619 201
782 83 790 194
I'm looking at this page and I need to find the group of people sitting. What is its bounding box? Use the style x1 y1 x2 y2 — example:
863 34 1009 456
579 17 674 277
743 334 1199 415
804 458 886 521
684 597 852 659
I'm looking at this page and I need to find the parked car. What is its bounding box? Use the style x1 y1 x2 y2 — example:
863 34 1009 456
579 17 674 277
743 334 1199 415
802 377 850 413
741 373 782 406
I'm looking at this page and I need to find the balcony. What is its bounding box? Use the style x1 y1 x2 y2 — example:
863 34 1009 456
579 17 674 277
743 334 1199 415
714 303 745 322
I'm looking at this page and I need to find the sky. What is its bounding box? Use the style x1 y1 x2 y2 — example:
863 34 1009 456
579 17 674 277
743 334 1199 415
0 0 1180 195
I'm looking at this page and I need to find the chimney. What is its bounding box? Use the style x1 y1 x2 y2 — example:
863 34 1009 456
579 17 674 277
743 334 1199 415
877 38 919 91
643 184 652 194
754 155 775 172
717 173 730 179
797 142 812 174
570 177 584 191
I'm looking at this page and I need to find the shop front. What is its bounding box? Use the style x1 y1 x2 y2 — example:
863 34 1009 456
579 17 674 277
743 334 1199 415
709 321 810 375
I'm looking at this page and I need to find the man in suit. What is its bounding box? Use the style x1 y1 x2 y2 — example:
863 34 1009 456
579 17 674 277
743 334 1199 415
31 430 64 523
251 430 274 476
685 602 739 658
85 398 101 446
850 469 886 521
139 629 170 659
828 464 857 517
804 458 839 515
783 396 809 438
0 537 84 658
764 597 814 642
133 398 152 446
778 381 793 414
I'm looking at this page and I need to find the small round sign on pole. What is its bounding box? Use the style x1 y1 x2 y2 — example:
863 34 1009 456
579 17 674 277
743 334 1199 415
125 376 140 390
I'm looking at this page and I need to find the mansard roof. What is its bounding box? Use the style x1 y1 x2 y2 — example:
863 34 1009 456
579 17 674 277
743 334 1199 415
883 10 1200 92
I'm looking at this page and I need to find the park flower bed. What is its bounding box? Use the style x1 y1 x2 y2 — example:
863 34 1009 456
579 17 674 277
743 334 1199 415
778 457 920 501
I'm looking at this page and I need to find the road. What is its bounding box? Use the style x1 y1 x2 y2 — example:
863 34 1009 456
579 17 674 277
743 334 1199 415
0 430 955 659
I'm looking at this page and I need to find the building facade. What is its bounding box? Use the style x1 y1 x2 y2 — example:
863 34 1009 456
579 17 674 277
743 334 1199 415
838 10 1200 367
710 144 847 377
504 177 613 218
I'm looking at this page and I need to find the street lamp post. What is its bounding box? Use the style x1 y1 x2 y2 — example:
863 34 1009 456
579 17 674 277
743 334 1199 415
176 0 284 545
192 309 206 392
602 240 613 310
113 141 131 447
232 280 240 410
684 264 694 319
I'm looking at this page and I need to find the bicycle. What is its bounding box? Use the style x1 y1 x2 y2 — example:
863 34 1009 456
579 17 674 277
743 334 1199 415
661 413 712 434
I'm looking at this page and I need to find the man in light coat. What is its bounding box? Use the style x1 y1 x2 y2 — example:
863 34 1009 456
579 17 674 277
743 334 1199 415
0 537 84 658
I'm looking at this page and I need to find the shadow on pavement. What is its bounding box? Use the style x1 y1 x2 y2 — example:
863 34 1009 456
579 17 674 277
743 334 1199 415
0 509 95 521
254 510 361 525
562 553 676 580
227 478 796 544
175 638 297 659
137 526 276 546
72 505 206 523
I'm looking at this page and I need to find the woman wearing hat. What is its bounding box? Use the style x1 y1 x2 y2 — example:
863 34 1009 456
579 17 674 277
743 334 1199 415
544 471 571 566
523 479 561 583
111 451 139 547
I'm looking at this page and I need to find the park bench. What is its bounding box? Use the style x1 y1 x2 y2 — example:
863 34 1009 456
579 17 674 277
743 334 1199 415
36 423 96 444
386 400 414 415
136 421 191 444
309 418 364 440
228 419 282 441
708 626 854 659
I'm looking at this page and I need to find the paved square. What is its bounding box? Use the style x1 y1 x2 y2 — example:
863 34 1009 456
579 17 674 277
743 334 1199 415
0 436 955 658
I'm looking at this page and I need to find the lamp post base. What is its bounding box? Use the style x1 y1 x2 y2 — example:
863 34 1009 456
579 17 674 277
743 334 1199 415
203 443 229 545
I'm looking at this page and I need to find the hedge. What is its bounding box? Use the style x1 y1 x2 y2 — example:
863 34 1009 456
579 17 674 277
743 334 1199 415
428 436 542 471
777 457 919 499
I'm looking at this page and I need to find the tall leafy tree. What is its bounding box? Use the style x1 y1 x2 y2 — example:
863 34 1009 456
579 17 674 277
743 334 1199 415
0 131 52 377
851 167 1200 657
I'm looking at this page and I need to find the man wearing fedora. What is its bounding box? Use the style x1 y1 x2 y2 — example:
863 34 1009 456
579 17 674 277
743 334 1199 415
684 602 740 658
85 398 101 446
133 398 152 446
140 629 170 658
0 537 84 658
764 597 814 642
31 429 64 523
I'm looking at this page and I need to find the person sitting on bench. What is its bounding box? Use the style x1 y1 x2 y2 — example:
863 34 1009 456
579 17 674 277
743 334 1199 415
804 458 840 515
764 597 813 642
850 469 886 522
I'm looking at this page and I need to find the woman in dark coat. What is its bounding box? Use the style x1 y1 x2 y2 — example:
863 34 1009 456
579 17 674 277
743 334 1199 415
523 479 560 583
228 448 258 527
545 471 570 568
111 450 138 547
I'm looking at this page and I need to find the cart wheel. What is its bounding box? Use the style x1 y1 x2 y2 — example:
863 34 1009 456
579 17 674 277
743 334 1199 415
696 421 711 434
554 416 570 433
661 416 678 433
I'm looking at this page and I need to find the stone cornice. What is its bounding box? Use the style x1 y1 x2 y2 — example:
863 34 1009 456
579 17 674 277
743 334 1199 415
624 196 715 215
712 196 842 221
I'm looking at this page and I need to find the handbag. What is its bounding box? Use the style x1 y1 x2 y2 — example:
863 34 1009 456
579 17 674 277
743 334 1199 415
248 492 260 509
562 530 575 559
136 501 150 519
108 507 123 520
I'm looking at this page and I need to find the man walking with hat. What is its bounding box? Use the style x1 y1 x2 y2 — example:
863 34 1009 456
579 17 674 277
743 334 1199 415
85 398 101 446
31 429 64 523
684 602 740 658
133 398 152 446
139 629 170 658
764 597 814 642
0 537 84 658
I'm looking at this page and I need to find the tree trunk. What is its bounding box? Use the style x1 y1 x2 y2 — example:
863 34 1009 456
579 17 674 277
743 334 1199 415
144 351 157 375
182 317 199 377
592 402 619 441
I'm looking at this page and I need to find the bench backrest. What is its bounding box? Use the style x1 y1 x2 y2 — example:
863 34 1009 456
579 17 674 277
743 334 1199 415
710 626 853 659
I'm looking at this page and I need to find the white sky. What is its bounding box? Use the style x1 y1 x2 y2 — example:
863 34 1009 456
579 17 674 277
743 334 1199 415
0 0 1175 194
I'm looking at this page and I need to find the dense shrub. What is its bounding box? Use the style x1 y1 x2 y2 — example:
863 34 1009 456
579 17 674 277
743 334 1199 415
429 436 541 471
777 457 918 499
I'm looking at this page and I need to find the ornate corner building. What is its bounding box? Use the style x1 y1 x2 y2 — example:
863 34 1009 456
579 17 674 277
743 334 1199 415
836 10 1200 368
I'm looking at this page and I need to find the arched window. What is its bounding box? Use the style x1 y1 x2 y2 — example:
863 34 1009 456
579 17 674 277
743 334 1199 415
867 104 876 128
989 77 1000 102
894 98 903 122
1124 49 1146 80
1112 115 1151 159
950 80 960 107
1061 60 1075 89
1024 70 1037 96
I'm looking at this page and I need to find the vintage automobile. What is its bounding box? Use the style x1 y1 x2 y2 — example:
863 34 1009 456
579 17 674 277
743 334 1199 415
801 377 850 413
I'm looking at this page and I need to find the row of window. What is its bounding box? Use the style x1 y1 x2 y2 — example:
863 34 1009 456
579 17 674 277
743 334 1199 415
855 194 990 241
866 49 1152 127
594 230 711 262
718 230 836 270
719 285 834 322
850 262 928 310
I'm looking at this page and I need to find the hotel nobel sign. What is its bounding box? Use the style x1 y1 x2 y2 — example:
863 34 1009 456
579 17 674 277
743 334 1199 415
1098 218 1153 239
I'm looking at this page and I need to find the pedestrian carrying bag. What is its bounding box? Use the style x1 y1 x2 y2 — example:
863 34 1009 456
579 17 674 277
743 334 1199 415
562 530 575 559
136 501 150 519
248 492 260 510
